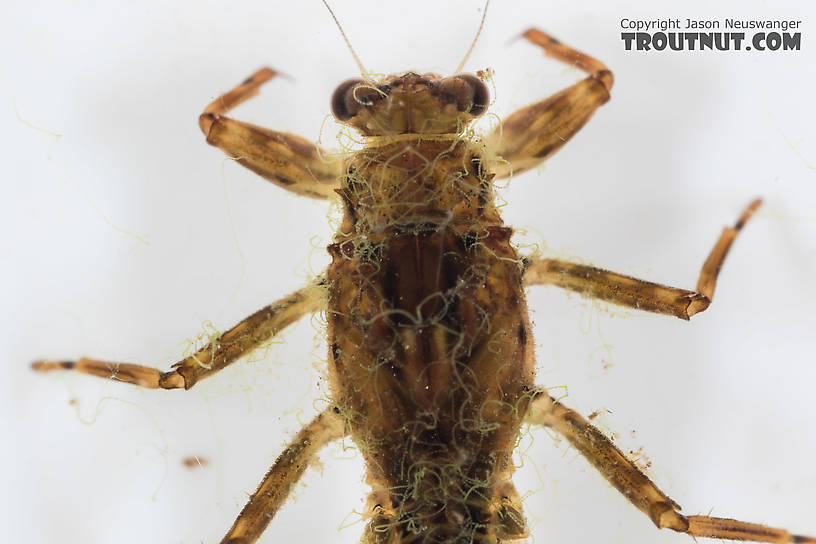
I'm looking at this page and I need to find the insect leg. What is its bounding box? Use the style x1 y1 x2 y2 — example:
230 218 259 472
199 68 342 199
486 29 613 178
523 199 761 320
525 388 815 544
32 280 326 389
220 407 346 544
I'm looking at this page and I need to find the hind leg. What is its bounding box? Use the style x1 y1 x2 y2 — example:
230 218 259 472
525 387 815 543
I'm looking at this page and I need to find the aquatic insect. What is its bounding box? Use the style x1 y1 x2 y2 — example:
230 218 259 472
29 7 815 544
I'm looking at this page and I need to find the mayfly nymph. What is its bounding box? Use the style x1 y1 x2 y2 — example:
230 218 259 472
32 8 815 544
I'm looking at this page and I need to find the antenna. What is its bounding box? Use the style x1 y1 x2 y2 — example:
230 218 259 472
455 0 489 73
322 0 369 77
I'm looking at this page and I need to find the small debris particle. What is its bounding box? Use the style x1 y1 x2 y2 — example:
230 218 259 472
182 456 209 469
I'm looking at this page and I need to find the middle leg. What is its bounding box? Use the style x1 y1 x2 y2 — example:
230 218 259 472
523 199 761 320
32 280 327 389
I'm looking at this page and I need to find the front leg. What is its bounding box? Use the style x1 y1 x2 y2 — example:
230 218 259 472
486 29 613 178
199 68 342 199
523 199 761 320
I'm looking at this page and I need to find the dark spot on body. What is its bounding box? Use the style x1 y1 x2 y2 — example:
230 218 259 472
357 242 382 263
274 175 296 186
477 188 487 212
470 157 485 179
461 233 480 250
518 325 527 347
533 142 558 159
382 268 399 319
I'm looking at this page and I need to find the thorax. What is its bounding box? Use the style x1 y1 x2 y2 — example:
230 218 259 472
334 135 501 241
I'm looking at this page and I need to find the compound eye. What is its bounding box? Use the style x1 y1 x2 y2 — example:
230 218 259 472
439 73 489 116
331 79 364 121
331 79 382 121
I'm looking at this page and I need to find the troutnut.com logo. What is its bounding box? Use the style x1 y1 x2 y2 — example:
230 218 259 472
621 18 802 51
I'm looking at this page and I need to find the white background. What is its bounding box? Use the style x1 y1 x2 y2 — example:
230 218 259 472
2 1 815 543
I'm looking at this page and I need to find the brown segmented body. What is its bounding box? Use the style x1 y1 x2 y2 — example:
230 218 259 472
327 133 534 541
